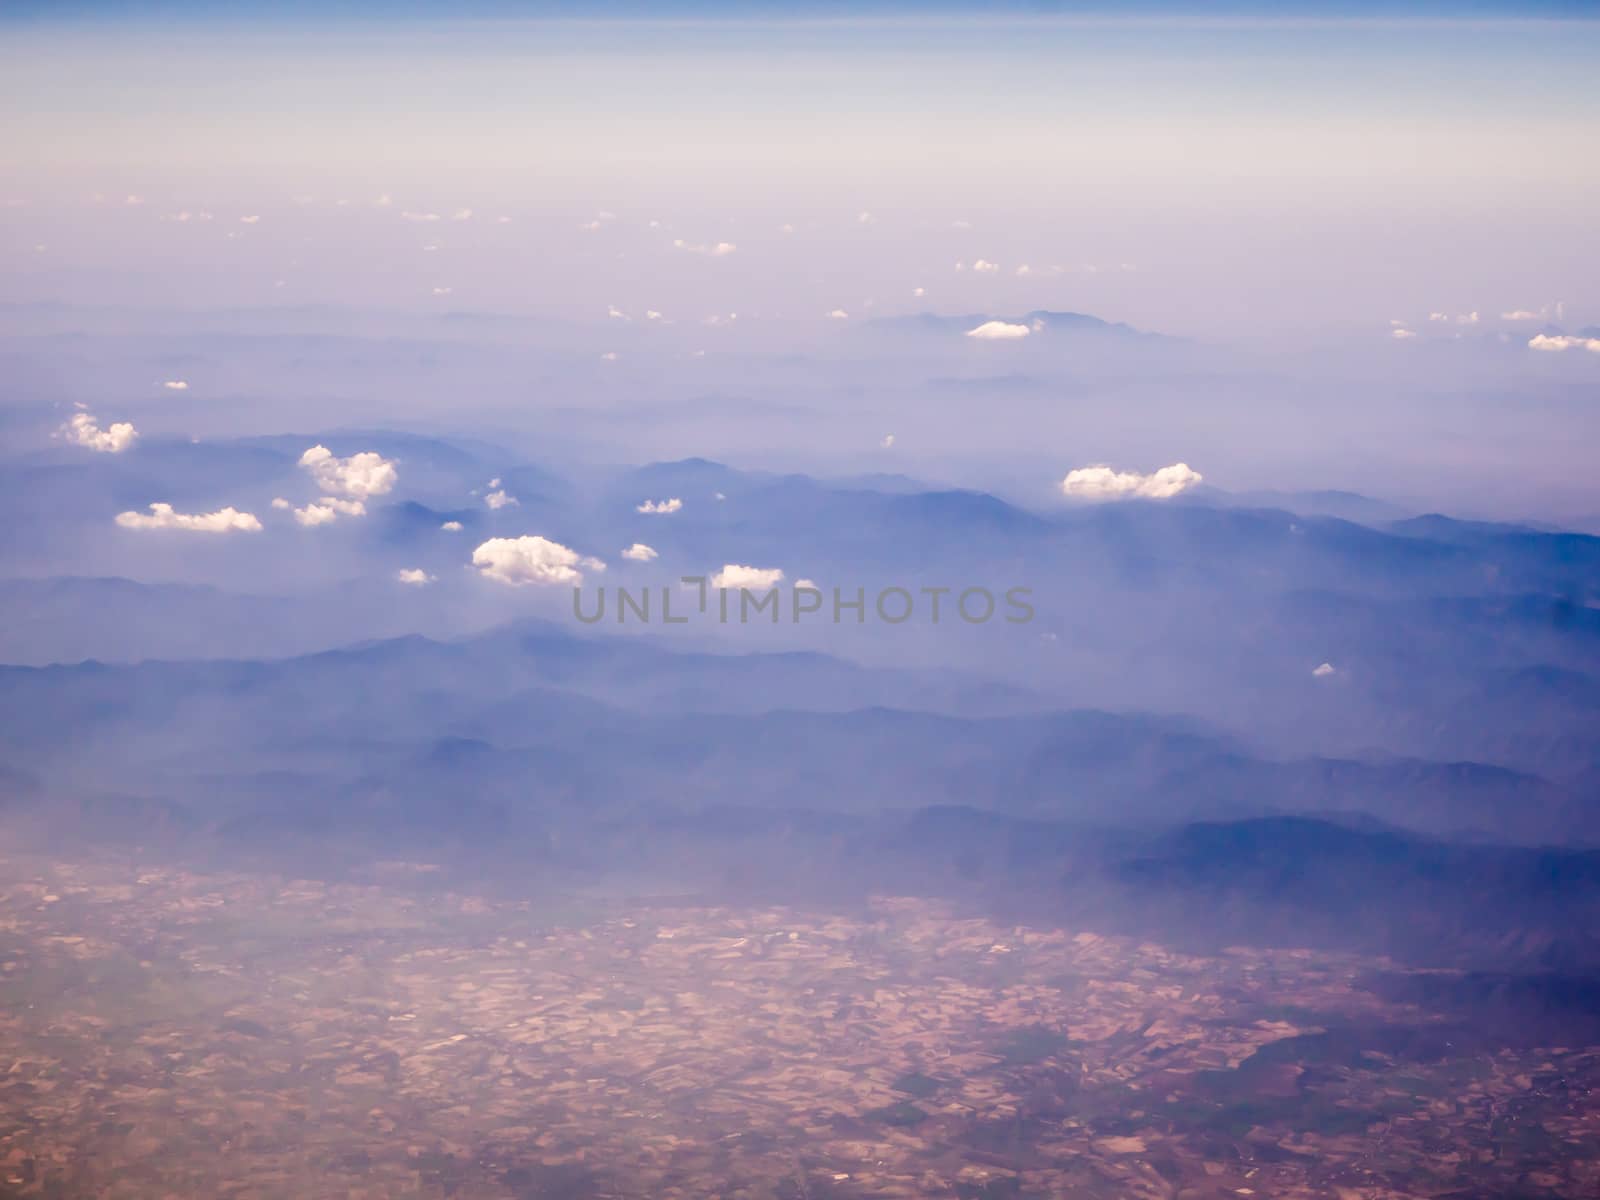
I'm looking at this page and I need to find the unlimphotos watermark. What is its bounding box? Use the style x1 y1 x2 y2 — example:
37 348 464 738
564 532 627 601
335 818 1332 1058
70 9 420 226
572 579 1035 625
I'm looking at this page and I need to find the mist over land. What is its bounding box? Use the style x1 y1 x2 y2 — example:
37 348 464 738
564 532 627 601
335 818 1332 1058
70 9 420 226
2 3 1600 1197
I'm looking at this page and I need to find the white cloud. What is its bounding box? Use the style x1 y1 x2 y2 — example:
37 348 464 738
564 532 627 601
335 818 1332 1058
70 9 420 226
673 239 737 256
485 489 518 510
293 497 366 526
646 310 663 321
966 320 1031 340
1060 462 1203 501
608 304 629 320
1428 312 1449 322
711 564 784 590
881 434 895 448
857 210 874 224
61 411 138 453
1501 310 1542 321
1312 662 1336 677
1390 328 1417 340
794 577 818 590
1456 311 1479 325
621 542 658 561
441 520 464 531
473 536 604 586
451 208 473 221
298 445 398 498
599 351 619 362
431 286 453 296
912 286 926 297
401 211 441 222
271 497 290 509
116 503 262 532
396 567 436 585
971 259 1000 273
163 380 188 390
239 215 260 225
637 497 683 514
1529 333 1600 353
828 309 850 320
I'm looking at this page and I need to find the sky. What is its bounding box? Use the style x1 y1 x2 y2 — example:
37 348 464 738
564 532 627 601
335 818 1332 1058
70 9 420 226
2 4 1598 341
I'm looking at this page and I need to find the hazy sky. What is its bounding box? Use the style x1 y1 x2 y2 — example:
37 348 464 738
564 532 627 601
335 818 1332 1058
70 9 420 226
3 5 1598 339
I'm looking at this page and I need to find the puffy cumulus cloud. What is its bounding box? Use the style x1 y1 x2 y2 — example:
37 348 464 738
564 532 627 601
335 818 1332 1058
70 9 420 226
298 445 398 498
1529 333 1600 353
637 497 683 514
621 542 658 562
1060 462 1203 501
485 489 519 510
473 536 604 586
673 239 737 257
396 567 436 585
1312 662 1336 677
116 502 262 532
61 411 138 453
293 497 366 527
441 520 464 532
966 320 1031 341
711 564 784 590
971 259 1000 273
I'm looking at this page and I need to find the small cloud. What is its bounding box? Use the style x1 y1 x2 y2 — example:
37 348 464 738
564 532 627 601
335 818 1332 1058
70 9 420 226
451 208 473 221
60 411 138 453
881 434 895 448
673 239 737 256
485 489 519 510
971 259 999 273
966 320 1031 340
1390 328 1417 340
646 309 664 321
1529 334 1600 353
431 286 453 296
441 520 464 532
1456 311 1479 325
711 563 784 590
1312 662 1336 677
912 286 926 298
401 211 441 222
299 445 398 498
163 380 189 390
271 497 291 509
1501 310 1542 321
621 542 658 562
116 503 262 532
637 497 683 514
396 567 436 585
857 210 874 224
599 351 620 361
1060 462 1203 501
1428 312 1449 322
607 305 629 320
827 309 850 320
473 535 604 586
239 214 260 225
293 497 366 526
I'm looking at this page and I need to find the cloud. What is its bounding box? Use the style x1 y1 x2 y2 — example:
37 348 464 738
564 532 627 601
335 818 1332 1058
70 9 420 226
971 259 1000 273
1390 328 1417 340
637 497 683 514
116 503 262 532
1312 662 1336 677
271 497 290 509
298 445 398 498
163 380 188 390
608 304 629 320
1501 310 1542 321
673 239 737 256
1456 311 1479 325
646 310 663 321
441 520 464 532
396 568 436 585
239 215 260 225
293 497 366 526
473 536 604 586
1060 462 1203 501
828 309 850 320
966 320 1031 340
711 564 784 590
485 488 518 509
621 542 658 562
912 287 926 297
1529 333 1600 353
881 433 895 448
61 411 138 453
